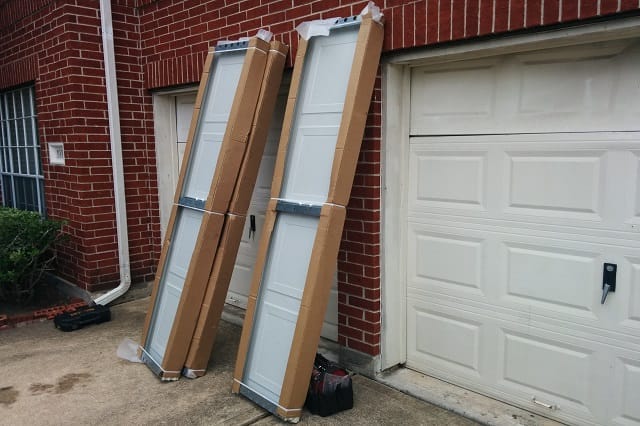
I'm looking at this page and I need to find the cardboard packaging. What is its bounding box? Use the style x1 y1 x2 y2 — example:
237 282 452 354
229 41 290 215
183 213 246 376
139 37 272 380
183 41 289 377
233 202 346 420
233 13 384 422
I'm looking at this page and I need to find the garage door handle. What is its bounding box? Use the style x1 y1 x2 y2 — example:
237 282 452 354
601 284 611 304
601 263 617 305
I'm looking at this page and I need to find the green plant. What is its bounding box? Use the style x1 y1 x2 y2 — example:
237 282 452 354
0 207 67 304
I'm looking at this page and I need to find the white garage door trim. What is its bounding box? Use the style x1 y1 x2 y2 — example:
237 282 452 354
382 15 640 372
152 87 198 241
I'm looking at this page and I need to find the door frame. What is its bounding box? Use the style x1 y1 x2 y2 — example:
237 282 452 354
152 86 198 240
380 16 640 371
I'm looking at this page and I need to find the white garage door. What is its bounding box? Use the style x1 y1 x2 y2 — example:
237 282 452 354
405 40 640 425
160 82 339 341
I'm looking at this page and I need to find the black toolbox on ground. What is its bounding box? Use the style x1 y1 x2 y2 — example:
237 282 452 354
54 305 111 331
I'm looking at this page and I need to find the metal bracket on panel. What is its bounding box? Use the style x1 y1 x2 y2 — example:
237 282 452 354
238 384 279 417
333 15 361 28
178 196 206 211
139 350 179 381
215 40 250 52
275 200 322 217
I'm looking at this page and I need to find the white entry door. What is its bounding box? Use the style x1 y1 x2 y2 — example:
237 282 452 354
402 40 640 425
155 83 338 341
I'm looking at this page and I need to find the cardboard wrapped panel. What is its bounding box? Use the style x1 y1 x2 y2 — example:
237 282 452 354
194 47 215 109
232 204 346 420
139 203 179 354
229 41 289 214
327 16 384 205
140 37 272 380
147 211 225 380
232 199 278 390
278 204 346 414
269 39 308 200
232 14 384 423
174 49 215 204
185 42 289 376
139 46 214 360
183 214 246 376
207 38 270 214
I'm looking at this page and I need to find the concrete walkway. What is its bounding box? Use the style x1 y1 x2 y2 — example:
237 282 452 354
0 297 477 425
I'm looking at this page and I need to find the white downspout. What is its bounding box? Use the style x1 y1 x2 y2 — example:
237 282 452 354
93 0 131 305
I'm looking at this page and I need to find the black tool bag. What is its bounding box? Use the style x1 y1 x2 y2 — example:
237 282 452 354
305 353 353 417
54 305 111 332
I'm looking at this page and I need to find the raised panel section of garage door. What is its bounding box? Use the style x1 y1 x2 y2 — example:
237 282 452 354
405 128 640 425
410 40 640 135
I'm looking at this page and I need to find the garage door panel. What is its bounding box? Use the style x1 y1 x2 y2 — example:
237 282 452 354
410 230 484 292
499 330 594 405
516 54 615 116
410 61 498 128
407 297 606 425
505 151 604 220
614 358 640 425
410 134 640 234
634 152 640 221
409 221 640 339
621 259 640 329
410 40 640 135
410 151 488 210
501 235 640 332
504 242 599 315
407 303 483 376
494 324 609 425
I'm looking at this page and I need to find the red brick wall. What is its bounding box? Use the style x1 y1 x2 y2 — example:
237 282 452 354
0 0 160 291
136 0 639 357
2 0 638 355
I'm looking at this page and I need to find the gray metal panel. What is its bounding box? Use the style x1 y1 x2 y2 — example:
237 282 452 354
275 199 322 217
240 19 362 413
144 46 248 369
244 213 319 403
145 208 202 364
279 25 359 204
182 49 246 202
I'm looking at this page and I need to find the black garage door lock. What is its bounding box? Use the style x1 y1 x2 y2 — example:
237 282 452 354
601 263 617 304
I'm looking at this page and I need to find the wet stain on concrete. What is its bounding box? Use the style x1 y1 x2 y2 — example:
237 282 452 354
55 373 91 394
28 373 92 396
0 387 19 406
29 383 54 395
6 353 33 363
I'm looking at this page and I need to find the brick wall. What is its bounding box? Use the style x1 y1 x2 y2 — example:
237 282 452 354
0 0 160 291
136 0 639 357
2 0 638 355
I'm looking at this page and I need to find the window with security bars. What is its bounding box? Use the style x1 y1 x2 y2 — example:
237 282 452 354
0 85 45 215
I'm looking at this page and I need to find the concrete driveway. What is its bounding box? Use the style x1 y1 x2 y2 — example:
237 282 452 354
0 297 476 425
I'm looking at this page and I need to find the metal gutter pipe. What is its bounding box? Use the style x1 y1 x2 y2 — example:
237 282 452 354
93 0 131 305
